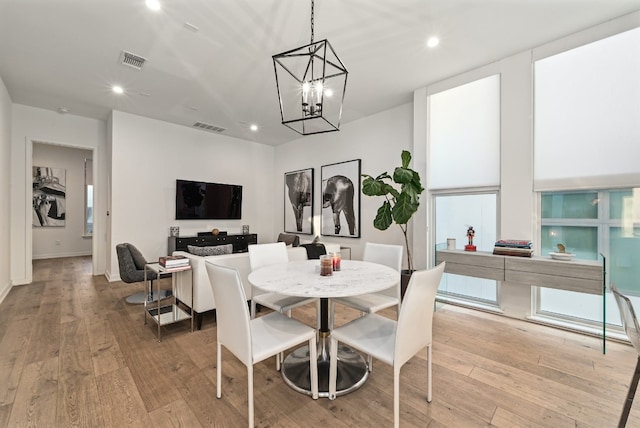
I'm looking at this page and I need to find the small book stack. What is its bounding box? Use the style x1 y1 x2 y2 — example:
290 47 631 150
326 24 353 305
159 255 190 271
493 240 533 257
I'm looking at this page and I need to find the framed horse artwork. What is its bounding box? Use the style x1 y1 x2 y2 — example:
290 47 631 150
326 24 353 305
284 168 314 235
321 159 361 238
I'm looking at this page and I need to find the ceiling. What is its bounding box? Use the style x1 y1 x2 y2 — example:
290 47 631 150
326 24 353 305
1 0 639 146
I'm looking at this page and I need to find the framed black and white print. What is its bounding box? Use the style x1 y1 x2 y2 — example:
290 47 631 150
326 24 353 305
284 168 314 234
33 166 66 227
321 159 361 237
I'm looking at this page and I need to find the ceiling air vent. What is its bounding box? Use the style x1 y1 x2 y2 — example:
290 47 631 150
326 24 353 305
119 51 147 70
193 121 226 133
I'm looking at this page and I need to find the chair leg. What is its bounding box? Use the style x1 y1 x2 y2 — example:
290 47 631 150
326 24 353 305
216 343 222 398
309 337 319 399
328 337 338 400
361 311 374 372
248 365 254 428
394 366 400 428
619 356 640 427
427 344 432 403
250 300 257 319
329 300 335 330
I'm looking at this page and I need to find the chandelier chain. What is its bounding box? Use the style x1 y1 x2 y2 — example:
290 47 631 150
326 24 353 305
310 0 314 44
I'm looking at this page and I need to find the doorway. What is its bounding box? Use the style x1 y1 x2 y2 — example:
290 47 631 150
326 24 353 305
27 139 99 279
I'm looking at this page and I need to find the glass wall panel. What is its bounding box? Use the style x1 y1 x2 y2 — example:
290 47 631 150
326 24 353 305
610 226 640 295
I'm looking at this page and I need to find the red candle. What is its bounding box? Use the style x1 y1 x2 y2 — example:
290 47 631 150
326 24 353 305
332 252 341 271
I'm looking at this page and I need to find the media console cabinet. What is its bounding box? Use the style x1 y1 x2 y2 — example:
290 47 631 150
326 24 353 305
168 233 258 254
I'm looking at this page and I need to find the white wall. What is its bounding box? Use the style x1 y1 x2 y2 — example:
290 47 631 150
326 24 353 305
416 12 640 321
274 103 413 265
32 143 93 259
11 104 107 284
0 76 11 302
107 111 275 280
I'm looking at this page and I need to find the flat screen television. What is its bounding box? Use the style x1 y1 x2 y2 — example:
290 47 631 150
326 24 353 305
175 179 242 220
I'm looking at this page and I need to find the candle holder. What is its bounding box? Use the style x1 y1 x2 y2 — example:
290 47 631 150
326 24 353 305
320 255 333 276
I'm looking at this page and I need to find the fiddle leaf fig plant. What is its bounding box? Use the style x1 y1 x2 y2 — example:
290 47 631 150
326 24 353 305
362 150 424 271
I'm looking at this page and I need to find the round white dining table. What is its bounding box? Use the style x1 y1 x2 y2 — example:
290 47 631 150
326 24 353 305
248 259 399 398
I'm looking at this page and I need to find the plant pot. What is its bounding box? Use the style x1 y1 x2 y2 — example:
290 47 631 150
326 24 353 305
400 269 415 301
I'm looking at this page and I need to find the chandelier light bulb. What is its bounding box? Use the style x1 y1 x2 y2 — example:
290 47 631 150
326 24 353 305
314 82 323 104
302 81 311 105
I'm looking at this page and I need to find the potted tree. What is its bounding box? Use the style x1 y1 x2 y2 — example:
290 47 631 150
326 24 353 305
361 150 424 299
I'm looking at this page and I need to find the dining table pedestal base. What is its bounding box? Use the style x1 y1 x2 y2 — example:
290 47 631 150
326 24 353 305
281 335 369 398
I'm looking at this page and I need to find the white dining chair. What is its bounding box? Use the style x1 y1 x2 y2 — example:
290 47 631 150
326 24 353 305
611 283 640 428
205 261 318 428
328 262 445 428
330 243 403 329
249 242 319 369
249 242 317 320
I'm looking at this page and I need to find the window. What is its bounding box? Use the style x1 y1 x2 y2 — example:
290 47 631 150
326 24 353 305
538 189 640 328
428 74 501 307
533 27 640 332
429 74 500 190
534 27 640 191
434 192 499 305
84 158 93 236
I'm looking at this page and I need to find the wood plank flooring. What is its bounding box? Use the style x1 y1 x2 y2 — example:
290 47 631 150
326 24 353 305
1 256 639 427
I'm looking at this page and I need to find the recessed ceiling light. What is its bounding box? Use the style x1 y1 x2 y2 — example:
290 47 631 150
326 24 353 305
112 85 124 94
250 124 258 132
145 0 161 11
426 36 440 48
57 107 69 114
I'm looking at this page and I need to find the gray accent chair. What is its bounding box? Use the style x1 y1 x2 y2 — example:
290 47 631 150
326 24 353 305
116 243 171 304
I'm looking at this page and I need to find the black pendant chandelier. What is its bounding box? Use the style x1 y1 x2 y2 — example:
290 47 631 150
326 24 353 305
272 0 348 135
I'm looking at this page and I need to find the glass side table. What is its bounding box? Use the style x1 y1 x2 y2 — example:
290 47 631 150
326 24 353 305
143 262 193 342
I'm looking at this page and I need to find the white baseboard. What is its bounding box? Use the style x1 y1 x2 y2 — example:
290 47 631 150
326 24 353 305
32 251 92 260
0 282 11 305
104 270 120 283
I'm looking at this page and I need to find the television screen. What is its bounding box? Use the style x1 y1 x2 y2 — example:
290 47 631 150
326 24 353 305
176 179 242 220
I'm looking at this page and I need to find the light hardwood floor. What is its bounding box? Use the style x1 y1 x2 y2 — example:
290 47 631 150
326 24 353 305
1 256 639 427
